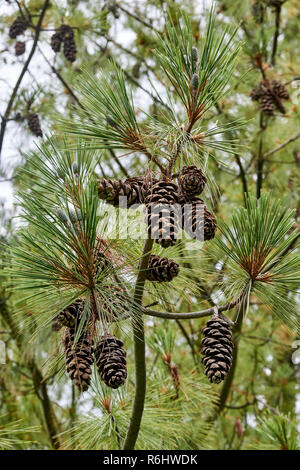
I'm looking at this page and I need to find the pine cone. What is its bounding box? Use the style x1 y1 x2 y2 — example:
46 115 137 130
58 24 74 41
146 254 180 282
57 299 84 328
178 165 207 197
27 113 43 137
271 80 289 100
50 32 62 52
9 16 28 39
97 176 145 207
15 41 25 56
94 334 127 389
201 315 233 384
64 328 94 391
250 84 263 101
180 196 217 241
63 37 77 62
145 178 179 248
260 91 275 116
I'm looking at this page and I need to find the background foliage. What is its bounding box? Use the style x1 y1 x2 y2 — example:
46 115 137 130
0 0 299 450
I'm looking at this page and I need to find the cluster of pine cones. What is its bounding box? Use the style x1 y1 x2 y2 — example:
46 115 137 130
57 299 127 392
50 25 77 62
250 80 289 116
97 165 216 283
53 239 127 392
9 15 29 57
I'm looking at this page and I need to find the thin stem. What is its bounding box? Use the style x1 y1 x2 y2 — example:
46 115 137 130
123 236 154 450
0 0 50 161
263 131 300 160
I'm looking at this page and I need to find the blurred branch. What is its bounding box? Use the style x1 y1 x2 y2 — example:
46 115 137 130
263 131 300 159
0 0 50 161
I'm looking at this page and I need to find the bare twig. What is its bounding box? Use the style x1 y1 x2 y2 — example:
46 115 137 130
263 131 300 159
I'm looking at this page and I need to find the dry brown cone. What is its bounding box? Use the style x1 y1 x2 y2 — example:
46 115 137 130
94 334 127 389
9 16 28 38
146 254 180 282
63 37 77 62
15 41 25 56
56 299 84 328
27 113 43 137
97 176 145 207
261 91 275 116
58 24 74 41
64 327 94 392
271 80 289 100
178 165 207 197
201 315 233 384
50 32 62 52
145 178 179 248
180 195 217 241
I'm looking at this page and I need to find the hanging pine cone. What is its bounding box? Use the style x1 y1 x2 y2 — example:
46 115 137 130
63 37 77 62
27 113 43 137
64 328 94 391
201 315 233 384
97 176 145 207
94 334 127 389
178 165 207 197
50 32 62 52
180 196 217 241
260 91 275 116
9 16 28 39
145 178 179 248
15 41 25 56
271 80 289 100
250 84 263 101
58 24 74 40
57 299 84 328
146 254 180 282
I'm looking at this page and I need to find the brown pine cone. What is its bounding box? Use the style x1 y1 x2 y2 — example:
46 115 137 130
56 299 84 328
27 113 43 137
250 84 263 101
146 254 180 282
15 41 25 56
201 315 233 384
271 80 289 100
178 165 207 197
260 91 275 116
9 16 28 39
180 196 217 241
50 32 62 52
94 334 127 389
145 178 179 248
97 176 145 207
64 328 94 392
58 24 74 41
63 37 77 62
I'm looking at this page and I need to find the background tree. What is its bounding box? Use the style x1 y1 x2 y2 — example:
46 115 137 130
0 0 299 450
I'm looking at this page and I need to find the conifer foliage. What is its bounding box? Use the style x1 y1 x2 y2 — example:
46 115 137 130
1 0 300 452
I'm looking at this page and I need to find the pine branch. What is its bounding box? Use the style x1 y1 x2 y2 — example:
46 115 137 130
263 131 300 159
271 3 282 66
0 0 50 161
123 236 154 450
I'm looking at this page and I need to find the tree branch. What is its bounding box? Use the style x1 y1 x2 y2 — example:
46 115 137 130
263 131 300 160
144 292 245 320
0 0 50 161
123 236 154 450
271 3 282 66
